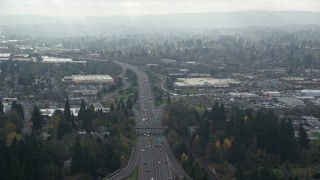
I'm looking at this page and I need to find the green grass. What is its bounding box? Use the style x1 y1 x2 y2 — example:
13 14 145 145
175 89 200 95
312 132 320 139
270 164 320 179
115 88 135 101
311 132 320 146
125 167 139 180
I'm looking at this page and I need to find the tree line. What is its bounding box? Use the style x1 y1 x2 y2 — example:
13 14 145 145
163 101 315 179
0 96 136 179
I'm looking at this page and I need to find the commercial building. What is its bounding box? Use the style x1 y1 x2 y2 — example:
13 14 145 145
174 78 240 89
42 56 86 64
40 106 109 117
265 91 281 98
74 90 98 96
63 75 114 84
160 59 177 65
298 90 320 97
2 98 17 112
0 53 10 61
228 92 259 99
40 108 80 117
13 54 33 62
277 97 305 107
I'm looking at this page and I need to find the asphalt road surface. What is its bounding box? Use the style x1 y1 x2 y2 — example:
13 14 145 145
107 62 191 180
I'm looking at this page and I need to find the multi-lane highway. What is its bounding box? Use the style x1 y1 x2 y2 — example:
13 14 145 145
108 62 191 180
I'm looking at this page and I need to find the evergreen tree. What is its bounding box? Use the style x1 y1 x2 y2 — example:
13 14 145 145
63 98 71 123
89 104 95 114
70 137 82 174
78 99 86 120
8 156 24 180
126 97 133 110
110 103 115 111
0 101 4 127
298 123 310 149
0 101 4 115
82 146 95 176
82 109 92 131
31 106 43 132
120 99 126 110
11 102 24 120
278 119 297 161
117 98 124 110
167 93 171 104
57 122 71 139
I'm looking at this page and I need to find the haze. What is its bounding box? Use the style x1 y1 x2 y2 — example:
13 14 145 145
1 0 320 16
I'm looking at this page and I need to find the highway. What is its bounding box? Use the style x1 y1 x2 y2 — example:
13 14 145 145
107 62 191 180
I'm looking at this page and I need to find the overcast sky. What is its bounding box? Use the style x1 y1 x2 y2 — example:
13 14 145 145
1 0 320 16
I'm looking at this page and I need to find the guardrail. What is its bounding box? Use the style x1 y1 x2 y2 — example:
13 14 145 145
105 146 134 180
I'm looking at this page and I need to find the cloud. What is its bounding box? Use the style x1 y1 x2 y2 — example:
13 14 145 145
0 0 320 16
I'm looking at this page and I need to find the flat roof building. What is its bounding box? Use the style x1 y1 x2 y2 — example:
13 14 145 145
229 92 259 99
42 56 73 63
265 91 281 97
0 53 10 61
41 56 86 64
63 75 114 84
160 59 177 65
277 97 305 107
298 90 320 97
174 78 240 89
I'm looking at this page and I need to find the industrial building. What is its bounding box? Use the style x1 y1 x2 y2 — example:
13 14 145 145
228 92 259 99
174 78 240 89
265 91 281 98
277 97 305 107
40 108 80 117
40 106 109 117
2 98 17 112
160 59 177 65
0 53 10 60
42 56 86 64
63 75 114 84
298 90 320 97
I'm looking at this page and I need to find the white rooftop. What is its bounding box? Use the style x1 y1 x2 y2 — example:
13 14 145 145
72 75 113 81
0 53 10 58
42 56 73 63
174 78 240 88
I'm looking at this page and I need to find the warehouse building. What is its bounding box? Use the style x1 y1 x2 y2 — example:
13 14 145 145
277 97 305 107
0 53 10 61
174 78 240 89
265 91 281 98
41 56 86 64
63 75 114 84
298 90 320 97
228 92 259 99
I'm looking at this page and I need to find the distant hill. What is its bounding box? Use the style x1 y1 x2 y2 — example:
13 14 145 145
0 11 320 36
